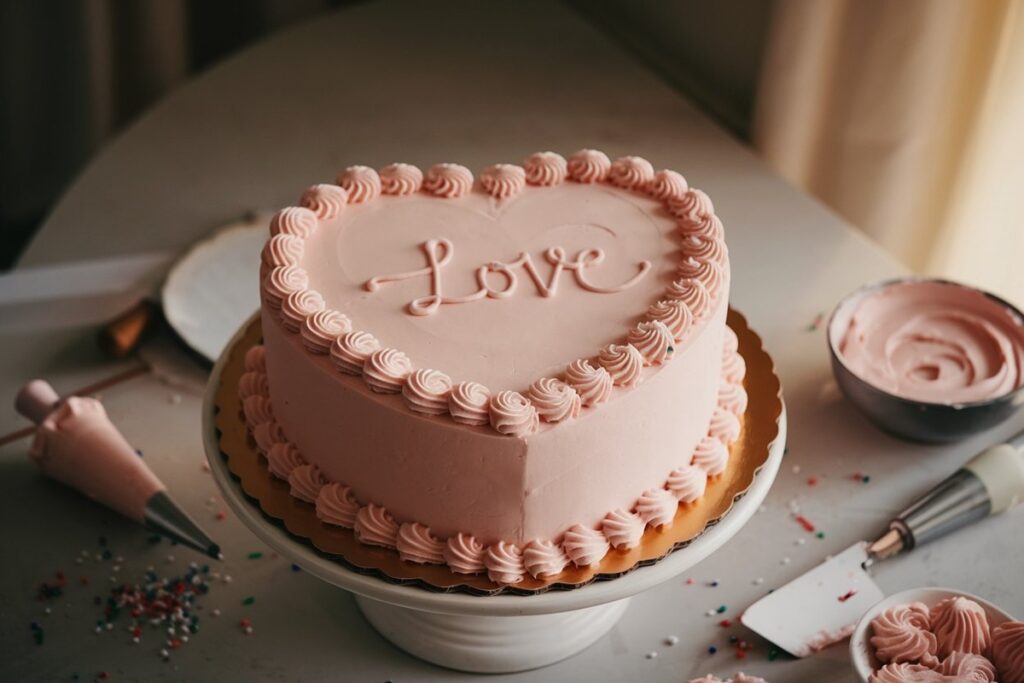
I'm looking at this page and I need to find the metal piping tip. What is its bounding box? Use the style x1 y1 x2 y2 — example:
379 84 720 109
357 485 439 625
144 491 222 560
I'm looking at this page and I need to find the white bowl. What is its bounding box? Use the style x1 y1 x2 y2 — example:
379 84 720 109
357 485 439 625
850 587 1015 682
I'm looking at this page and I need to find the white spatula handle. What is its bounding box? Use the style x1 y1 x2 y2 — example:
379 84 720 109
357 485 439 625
891 440 1024 551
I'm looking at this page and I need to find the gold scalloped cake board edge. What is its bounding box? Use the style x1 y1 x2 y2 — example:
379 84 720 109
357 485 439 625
213 308 782 596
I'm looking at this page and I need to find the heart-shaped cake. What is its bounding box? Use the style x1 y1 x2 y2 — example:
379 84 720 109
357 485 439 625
240 150 745 584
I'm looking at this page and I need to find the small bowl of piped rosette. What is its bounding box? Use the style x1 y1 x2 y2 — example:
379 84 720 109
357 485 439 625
850 587 1023 683
828 278 1024 442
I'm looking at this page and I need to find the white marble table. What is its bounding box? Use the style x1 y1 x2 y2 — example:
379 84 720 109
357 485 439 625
2 1 1021 681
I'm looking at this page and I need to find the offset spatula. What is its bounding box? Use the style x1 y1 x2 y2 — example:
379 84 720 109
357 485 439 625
742 430 1024 657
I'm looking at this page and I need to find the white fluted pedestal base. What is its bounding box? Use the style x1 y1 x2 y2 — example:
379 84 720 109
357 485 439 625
355 594 631 673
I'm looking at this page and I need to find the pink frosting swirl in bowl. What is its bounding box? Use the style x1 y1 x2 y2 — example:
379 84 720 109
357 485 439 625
869 602 938 664
280 289 325 333
598 343 644 387
646 299 693 342
528 377 581 423
300 309 352 354
666 278 711 319
666 464 707 503
261 234 305 268
447 381 492 426
484 541 526 584
670 188 715 225
354 503 398 548
692 435 729 475
930 596 992 657
992 620 1024 683
330 330 380 375
937 652 996 682
480 163 526 199
363 348 413 394
423 163 473 198
601 509 645 549
567 149 611 183
396 522 445 564
336 165 381 203
443 533 487 574
837 281 1024 404
869 663 944 683
270 206 318 238
299 184 347 219
635 488 677 528
627 320 675 365
489 390 539 437
522 539 569 579
562 524 610 568
608 155 655 189
564 359 613 406
315 482 359 528
647 169 689 201
523 151 567 186
379 163 423 195
402 368 453 416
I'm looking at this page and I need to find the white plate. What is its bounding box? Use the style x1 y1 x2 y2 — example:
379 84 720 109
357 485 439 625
161 215 269 362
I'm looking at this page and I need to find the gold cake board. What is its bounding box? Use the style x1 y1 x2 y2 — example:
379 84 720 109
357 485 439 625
212 308 782 595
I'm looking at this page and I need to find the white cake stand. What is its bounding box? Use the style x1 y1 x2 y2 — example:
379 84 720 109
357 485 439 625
202 337 786 673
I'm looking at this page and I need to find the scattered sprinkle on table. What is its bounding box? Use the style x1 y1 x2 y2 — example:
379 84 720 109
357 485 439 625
718 619 731 628
242 596 256 606
807 312 824 331
716 605 727 614
752 577 764 586
816 531 826 539
838 590 857 602
247 552 263 560
707 645 718 654
645 651 657 660
664 635 679 646
794 515 816 533
781 556 791 565
806 476 818 486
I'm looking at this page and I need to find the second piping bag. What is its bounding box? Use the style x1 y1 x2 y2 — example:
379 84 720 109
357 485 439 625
742 429 1024 657
15 379 221 559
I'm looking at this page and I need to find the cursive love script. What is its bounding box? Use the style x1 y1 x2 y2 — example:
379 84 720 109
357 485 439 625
365 238 652 316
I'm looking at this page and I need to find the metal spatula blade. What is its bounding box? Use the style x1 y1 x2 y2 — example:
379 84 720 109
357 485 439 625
741 543 884 657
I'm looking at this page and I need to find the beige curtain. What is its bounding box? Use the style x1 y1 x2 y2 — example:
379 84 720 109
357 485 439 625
753 0 1024 303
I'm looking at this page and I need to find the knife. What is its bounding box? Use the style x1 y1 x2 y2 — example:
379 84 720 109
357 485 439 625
741 429 1024 657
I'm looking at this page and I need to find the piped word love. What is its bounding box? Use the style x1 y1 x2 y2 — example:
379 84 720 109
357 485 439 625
365 238 652 316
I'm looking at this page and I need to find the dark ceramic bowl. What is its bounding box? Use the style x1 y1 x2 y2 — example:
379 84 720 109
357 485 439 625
827 277 1024 443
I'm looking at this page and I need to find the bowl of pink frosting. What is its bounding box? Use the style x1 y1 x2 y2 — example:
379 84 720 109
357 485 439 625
850 587 1022 683
828 278 1024 442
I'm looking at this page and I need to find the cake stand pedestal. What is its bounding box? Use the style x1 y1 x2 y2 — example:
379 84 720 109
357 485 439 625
203 365 785 672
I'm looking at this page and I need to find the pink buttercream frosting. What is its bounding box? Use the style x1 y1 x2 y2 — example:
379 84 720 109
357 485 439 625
683 235 728 265
262 234 305 268
628 320 675 365
837 280 1024 404
402 369 453 416
396 522 446 564
423 163 473 198
692 435 729 476
363 348 413 394
522 539 569 579
300 184 347 219
869 663 945 683
666 278 711 319
267 442 304 480
647 299 693 342
930 597 992 657
280 289 324 333
443 533 487 574
270 206 317 238
300 309 351 354
252 421 285 455
354 503 398 548
598 343 644 387
562 524 609 567
336 165 381 203
635 488 677 528
563 359 612 407
601 509 644 549
566 149 611 183
489 390 539 437
238 371 269 400
244 345 266 373
480 164 526 199
379 163 423 196
670 188 715 225
937 652 996 682
262 266 309 310
869 602 938 664
315 482 359 528
992 621 1024 683
523 151 567 186
242 395 273 426
608 155 654 189
528 377 582 423
708 407 741 446
288 463 327 503
330 330 380 375
484 541 525 584
723 351 747 385
447 381 491 426
718 382 748 416
666 464 708 503
678 257 725 296
647 169 688 201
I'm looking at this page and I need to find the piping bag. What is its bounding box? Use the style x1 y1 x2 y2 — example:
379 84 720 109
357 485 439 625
15 379 221 559
742 429 1024 657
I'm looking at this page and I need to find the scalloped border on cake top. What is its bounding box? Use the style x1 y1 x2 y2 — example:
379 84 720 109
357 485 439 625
259 149 731 437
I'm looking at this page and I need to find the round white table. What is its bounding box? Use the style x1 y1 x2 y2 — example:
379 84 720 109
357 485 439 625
3 1 1022 681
